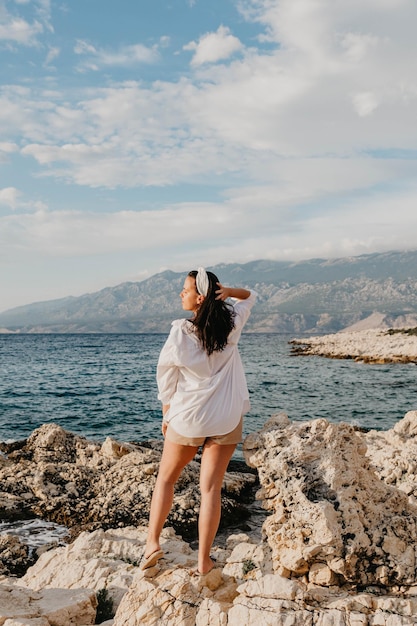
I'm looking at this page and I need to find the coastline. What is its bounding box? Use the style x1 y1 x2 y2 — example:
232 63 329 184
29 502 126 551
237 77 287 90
290 327 417 364
2 412 417 624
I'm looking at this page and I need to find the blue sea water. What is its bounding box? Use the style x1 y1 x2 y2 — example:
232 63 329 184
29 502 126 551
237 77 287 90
0 333 416 445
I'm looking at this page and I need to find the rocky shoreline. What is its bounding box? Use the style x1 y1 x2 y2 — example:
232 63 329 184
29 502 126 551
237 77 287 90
290 327 417 364
2 411 417 624
0 425 258 545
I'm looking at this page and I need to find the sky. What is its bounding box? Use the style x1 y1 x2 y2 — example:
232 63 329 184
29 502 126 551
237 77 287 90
1 0 417 311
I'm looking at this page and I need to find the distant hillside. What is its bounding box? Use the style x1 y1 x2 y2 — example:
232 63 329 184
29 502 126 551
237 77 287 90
2 250 417 334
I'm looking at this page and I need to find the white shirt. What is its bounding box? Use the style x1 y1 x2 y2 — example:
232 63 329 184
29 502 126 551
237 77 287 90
156 291 257 437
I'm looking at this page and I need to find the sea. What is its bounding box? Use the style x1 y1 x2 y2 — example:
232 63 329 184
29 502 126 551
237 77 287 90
0 332 416 549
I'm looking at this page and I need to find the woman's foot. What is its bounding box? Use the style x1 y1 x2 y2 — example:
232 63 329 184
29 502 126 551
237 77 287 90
195 556 216 576
140 548 164 571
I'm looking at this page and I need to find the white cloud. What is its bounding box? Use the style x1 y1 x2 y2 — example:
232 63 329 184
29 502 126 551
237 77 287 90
159 35 170 48
0 187 19 210
0 142 18 163
74 39 159 71
0 0 51 46
0 203 238 258
0 186 47 212
3 0 416 186
184 25 243 66
2 179 417 268
352 91 380 117
341 32 380 63
73 40 96 55
0 16 43 45
44 46 60 65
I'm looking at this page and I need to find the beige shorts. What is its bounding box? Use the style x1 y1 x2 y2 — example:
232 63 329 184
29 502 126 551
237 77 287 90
165 417 243 447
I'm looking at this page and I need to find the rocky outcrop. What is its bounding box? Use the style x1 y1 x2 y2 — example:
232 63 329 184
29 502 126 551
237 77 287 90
364 411 417 503
3 414 417 624
0 583 97 625
244 412 417 587
290 328 417 363
0 534 32 577
0 423 257 543
10 521 417 625
19 526 190 612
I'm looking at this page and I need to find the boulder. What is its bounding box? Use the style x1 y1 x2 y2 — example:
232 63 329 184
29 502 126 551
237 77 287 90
243 412 417 586
0 583 96 625
0 535 32 577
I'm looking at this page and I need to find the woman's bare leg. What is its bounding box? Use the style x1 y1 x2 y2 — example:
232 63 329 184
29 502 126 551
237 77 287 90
198 441 236 574
144 439 198 558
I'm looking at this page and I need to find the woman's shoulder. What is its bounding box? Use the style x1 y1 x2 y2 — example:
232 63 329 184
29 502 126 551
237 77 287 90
167 318 200 353
171 318 191 329
170 318 195 338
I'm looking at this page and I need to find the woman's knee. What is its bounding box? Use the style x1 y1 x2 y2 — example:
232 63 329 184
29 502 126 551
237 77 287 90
199 452 234 492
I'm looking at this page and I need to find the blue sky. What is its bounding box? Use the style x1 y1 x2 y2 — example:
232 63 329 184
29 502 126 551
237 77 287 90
1 0 417 311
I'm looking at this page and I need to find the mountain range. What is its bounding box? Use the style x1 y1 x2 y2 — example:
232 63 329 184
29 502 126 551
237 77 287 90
2 250 417 334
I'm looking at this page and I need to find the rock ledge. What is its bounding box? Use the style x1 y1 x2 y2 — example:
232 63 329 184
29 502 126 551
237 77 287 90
290 328 417 363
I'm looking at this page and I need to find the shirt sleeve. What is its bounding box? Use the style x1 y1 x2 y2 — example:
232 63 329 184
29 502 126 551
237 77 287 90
232 290 257 332
156 322 181 407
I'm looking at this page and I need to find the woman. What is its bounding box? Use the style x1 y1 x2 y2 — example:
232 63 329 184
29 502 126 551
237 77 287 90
141 267 256 574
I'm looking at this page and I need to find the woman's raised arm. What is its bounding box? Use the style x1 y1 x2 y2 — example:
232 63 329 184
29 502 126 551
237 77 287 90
215 283 251 301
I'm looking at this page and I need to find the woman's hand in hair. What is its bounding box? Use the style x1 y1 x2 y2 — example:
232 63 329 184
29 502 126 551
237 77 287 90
216 284 251 301
215 283 230 301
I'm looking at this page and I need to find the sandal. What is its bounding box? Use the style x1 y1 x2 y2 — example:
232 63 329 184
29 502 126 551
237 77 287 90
140 549 164 571
191 557 216 576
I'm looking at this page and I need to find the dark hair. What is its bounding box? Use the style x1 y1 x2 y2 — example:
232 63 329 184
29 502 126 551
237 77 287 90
188 270 235 355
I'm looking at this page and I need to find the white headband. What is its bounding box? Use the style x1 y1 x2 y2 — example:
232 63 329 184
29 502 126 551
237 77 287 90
196 267 209 297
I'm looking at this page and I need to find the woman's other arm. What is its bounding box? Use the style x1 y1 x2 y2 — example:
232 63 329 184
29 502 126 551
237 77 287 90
161 404 170 436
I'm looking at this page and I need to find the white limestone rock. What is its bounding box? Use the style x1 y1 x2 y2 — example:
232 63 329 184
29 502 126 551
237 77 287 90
0 583 96 625
5 413 417 625
4 617 49 626
290 328 417 363
243 413 417 586
100 437 138 459
223 541 265 582
113 566 233 626
365 411 417 502
20 525 193 611
7 518 417 626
